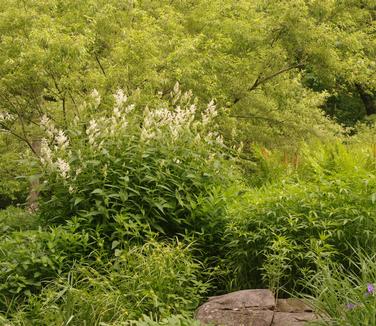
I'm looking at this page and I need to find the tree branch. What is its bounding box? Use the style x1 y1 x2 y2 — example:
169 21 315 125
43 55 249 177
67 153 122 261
249 63 304 91
94 53 107 76
233 63 304 104
0 122 38 156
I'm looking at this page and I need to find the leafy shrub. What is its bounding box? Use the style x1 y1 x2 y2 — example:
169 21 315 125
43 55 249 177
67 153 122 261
0 227 91 312
349 122 376 146
38 88 237 255
224 143 376 292
297 142 376 181
11 239 208 325
244 145 298 187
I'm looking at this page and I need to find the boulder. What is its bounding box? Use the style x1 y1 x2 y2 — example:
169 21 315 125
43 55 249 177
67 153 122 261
195 289 275 326
195 290 319 326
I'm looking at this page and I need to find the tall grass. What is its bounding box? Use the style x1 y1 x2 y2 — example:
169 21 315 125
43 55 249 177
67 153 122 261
304 251 376 326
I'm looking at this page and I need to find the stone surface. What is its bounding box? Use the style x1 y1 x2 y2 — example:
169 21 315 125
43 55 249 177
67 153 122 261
204 289 275 309
276 298 313 313
196 290 320 326
197 309 274 326
271 312 318 326
195 289 275 326
272 298 318 325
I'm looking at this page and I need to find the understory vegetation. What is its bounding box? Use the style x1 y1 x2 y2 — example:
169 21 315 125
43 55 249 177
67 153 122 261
1 0 375 325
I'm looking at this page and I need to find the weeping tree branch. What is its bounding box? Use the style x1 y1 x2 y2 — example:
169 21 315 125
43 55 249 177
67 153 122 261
250 63 304 91
231 113 284 124
0 94 41 156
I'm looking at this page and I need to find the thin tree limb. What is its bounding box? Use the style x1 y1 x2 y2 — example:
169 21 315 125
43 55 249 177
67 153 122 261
233 63 304 104
0 123 38 156
249 63 304 91
94 53 107 76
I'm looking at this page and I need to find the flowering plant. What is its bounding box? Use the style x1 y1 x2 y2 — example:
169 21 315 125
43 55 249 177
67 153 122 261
38 85 236 247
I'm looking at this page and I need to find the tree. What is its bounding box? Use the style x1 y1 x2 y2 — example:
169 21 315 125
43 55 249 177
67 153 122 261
0 0 374 151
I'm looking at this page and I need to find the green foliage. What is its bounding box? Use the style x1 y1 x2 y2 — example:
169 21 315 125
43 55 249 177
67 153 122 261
0 89 235 324
224 143 376 292
7 240 207 325
0 136 32 208
0 226 91 312
349 122 376 146
1 1 376 324
244 145 299 187
126 315 202 326
38 90 236 259
0 206 39 234
305 251 376 326
5 0 374 149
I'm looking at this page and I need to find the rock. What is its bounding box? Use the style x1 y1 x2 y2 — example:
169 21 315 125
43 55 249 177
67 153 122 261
195 290 320 326
272 298 318 325
197 309 274 326
271 312 318 326
195 289 275 326
204 289 276 310
276 299 313 313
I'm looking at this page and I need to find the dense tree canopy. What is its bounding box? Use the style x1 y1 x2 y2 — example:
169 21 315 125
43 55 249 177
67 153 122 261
1 0 375 150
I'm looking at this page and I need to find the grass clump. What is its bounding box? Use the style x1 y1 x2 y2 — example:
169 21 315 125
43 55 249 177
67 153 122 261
305 251 376 326
4 239 207 326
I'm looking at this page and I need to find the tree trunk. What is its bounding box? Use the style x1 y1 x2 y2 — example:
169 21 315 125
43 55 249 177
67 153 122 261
27 139 41 212
356 83 376 116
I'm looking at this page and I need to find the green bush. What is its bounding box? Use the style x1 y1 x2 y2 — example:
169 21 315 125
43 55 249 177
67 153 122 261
223 143 376 293
38 89 237 255
0 226 91 312
10 239 208 325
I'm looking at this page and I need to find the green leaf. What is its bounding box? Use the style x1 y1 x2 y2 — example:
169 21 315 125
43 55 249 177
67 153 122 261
91 189 105 196
111 240 120 250
74 197 84 206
